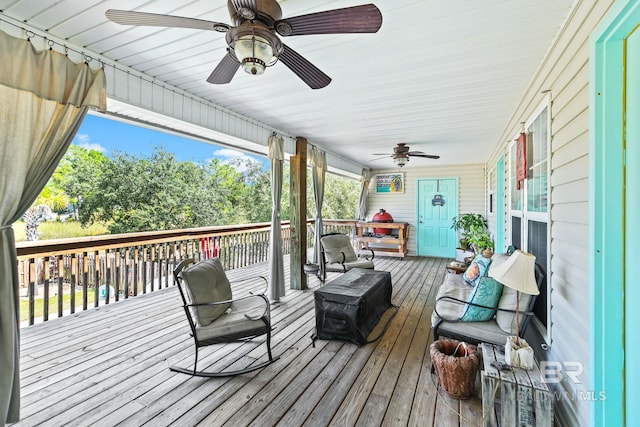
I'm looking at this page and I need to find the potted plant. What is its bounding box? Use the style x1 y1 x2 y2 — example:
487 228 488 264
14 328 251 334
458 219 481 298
466 225 495 258
451 213 488 250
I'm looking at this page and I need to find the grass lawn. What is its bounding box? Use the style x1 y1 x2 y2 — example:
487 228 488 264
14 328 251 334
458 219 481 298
20 289 96 323
13 220 109 242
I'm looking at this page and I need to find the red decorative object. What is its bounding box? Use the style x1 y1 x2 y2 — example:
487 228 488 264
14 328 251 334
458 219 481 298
372 209 393 235
516 132 527 190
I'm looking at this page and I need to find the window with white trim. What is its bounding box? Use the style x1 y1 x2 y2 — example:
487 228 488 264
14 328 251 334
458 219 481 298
508 102 550 337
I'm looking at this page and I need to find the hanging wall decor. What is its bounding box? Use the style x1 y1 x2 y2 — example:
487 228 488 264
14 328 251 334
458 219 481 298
516 132 527 190
375 173 404 193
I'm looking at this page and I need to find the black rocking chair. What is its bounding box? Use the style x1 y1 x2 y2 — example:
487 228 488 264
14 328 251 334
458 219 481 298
171 257 279 377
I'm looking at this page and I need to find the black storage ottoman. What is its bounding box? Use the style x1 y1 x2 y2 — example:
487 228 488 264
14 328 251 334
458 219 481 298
314 268 393 345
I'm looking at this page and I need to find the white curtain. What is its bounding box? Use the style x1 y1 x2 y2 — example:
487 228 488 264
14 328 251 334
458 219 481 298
310 147 327 267
356 169 372 220
268 134 285 301
0 30 106 424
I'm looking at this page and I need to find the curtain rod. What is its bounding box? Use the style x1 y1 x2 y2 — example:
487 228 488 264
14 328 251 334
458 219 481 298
0 12 290 140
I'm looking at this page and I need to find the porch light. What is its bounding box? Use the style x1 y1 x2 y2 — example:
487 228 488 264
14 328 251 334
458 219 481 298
394 156 408 167
234 34 275 75
227 24 282 76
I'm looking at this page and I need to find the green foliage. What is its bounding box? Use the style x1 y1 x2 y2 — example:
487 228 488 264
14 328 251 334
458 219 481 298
26 143 360 238
78 148 244 233
13 220 109 242
466 227 494 252
451 213 492 253
312 173 359 219
19 289 96 322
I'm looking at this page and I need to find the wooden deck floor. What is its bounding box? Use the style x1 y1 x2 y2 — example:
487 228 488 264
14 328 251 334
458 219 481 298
13 256 484 427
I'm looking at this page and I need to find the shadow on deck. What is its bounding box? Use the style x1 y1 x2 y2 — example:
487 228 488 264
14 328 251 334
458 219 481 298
13 255 485 427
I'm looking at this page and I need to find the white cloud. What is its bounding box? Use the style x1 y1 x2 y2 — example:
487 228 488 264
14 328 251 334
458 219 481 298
213 148 247 159
212 148 260 173
74 133 107 153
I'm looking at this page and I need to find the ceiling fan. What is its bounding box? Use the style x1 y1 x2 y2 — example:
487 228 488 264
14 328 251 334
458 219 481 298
372 143 440 167
105 1 382 89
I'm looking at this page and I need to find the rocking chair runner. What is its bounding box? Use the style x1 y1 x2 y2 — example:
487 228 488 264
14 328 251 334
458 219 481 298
172 257 278 377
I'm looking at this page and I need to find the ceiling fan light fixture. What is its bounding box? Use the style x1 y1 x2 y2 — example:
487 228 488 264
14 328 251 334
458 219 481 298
235 34 273 75
394 156 408 167
228 25 282 76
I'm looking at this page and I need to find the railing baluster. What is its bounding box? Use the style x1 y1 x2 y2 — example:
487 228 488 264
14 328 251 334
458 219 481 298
57 255 63 318
69 254 76 315
92 251 99 307
28 258 35 326
131 247 137 297
42 257 49 321
150 245 156 292
81 252 88 311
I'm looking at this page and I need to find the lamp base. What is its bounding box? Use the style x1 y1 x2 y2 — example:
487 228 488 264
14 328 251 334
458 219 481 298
505 336 534 370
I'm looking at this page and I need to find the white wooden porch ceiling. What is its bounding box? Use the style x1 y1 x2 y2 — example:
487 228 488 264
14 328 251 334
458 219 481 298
0 0 574 170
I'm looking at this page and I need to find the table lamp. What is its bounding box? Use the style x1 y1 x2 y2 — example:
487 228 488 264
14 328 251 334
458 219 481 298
489 250 539 369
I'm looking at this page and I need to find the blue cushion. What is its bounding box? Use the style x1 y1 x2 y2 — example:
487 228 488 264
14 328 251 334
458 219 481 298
460 276 504 321
463 254 491 287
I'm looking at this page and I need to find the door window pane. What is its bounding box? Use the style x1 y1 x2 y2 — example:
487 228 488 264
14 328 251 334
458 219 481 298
527 107 548 213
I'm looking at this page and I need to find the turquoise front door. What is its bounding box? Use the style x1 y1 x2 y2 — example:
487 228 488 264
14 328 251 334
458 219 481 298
592 1 640 424
416 178 458 257
625 20 640 424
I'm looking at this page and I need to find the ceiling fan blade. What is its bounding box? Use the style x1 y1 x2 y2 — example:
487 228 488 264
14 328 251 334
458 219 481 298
105 9 229 32
275 4 382 36
371 153 392 156
410 154 440 159
279 44 331 89
407 151 426 155
206 52 241 84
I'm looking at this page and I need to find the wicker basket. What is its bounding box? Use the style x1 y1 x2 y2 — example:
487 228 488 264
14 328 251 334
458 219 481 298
430 339 479 399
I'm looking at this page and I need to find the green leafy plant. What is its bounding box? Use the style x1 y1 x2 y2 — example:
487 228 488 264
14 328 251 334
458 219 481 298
451 213 488 249
466 225 494 255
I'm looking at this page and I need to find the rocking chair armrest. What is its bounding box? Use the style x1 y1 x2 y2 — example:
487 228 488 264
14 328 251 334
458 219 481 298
243 294 270 321
188 300 235 308
229 275 269 296
187 292 268 308
338 252 347 265
362 248 375 261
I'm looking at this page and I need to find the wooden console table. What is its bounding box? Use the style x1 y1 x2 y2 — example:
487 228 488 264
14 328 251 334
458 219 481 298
355 222 409 259
480 343 552 427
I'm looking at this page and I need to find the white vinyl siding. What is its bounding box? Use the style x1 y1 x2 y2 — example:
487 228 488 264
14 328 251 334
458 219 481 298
366 163 485 256
486 0 616 425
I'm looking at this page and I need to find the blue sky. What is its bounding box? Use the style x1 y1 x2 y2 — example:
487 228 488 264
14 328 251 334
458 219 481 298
73 113 268 169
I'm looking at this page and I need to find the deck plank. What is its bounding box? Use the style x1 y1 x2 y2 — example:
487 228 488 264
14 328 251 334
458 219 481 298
11 255 484 427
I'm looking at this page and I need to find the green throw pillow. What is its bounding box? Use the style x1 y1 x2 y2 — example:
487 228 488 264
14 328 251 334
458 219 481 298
460 276 504 321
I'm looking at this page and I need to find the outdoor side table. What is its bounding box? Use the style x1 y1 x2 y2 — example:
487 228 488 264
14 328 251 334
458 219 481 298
480 343 553 427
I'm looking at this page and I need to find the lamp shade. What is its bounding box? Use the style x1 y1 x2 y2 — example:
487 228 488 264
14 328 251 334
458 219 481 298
488 250 539 295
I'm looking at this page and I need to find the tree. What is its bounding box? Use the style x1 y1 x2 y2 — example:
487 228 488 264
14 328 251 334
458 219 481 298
58 145 109 220
233 157 272 224
22 205 53 241
75 147 258 233
307 172 359 220
26 143 358 238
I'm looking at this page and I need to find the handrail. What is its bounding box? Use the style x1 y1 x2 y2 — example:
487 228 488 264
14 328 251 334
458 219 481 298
16 219 357 327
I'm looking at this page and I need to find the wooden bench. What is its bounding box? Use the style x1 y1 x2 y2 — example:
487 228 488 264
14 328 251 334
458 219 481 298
480 343 552 427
